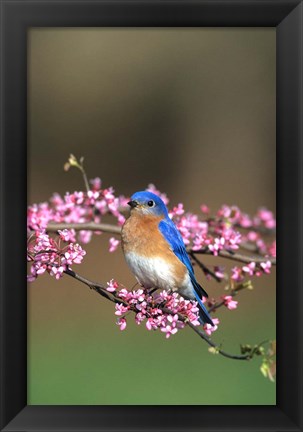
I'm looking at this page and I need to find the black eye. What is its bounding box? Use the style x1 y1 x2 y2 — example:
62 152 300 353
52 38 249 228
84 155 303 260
147 200 154 207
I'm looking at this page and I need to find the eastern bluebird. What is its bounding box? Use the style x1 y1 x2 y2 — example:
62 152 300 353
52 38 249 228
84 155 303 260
121 191 214 326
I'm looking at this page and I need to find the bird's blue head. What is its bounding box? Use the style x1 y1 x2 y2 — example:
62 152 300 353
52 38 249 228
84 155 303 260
128 191 168 217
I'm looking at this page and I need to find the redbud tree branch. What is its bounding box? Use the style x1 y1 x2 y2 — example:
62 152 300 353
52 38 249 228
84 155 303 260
207 281 252 314
46 222 276 266
64 267 265 361
47 222 121 234
189 251 222 282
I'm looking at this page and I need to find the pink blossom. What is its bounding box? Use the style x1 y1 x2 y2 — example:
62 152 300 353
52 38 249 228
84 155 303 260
109 237 120 253
132 289 145 302
107 198 119 215
135 312 146 325
42 185 121 232
192 233 211 251
242 262 256 276
73 191 85 205
160 324 178 339
111 287 201 337
269 241 276 258
260 260 272 274
27 224 88 283
106 279 119 292
256 238 267 254
208 237 225 256
34 230 53 249
224 229 242 250
160 314 179 338
50 193 64 207
118 288 133 302
204 318 219 336
103 187 115 202
90 177 102 191
253 208 276 230
117 318 127 331
146 318 158 330
58 229 76 242
62 243 86 265
217 204 232 219
115 303 129 316
200 204 210 214
231 267 244 282
87 190 100 201
79 230 92 244
27 274 36 283
170 203 185 217
239 213 252 228
247 231 259 242
135 301 147 314
214 266 225 280
34 261 47 275
49 265 65 280
117 213 126 226
222 295 238 310
217 205 240 222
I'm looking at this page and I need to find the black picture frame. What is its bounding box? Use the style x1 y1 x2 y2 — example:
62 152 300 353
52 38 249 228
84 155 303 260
1 0 302 431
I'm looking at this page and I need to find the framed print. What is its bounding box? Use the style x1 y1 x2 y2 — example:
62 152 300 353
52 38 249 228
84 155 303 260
1 0 302 431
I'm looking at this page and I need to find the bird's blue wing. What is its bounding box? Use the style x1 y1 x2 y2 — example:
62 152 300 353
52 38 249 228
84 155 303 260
158 217 214 326
158 217 208 299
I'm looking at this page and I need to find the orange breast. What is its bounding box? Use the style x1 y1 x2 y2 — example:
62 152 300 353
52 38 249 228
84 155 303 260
121 213 187 284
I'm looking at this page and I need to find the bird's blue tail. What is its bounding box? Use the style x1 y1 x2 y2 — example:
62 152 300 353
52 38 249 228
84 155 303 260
192 289 214 326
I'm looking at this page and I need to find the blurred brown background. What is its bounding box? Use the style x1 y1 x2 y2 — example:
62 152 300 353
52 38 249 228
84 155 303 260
28 28 276 405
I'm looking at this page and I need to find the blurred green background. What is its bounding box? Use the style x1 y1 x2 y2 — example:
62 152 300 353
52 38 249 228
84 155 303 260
27 28 276 405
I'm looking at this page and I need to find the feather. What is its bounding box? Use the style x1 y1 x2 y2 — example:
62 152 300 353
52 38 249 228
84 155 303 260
159 217 214 325
158 218 207 296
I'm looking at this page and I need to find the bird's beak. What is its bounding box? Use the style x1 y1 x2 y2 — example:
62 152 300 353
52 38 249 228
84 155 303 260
127 200 138 208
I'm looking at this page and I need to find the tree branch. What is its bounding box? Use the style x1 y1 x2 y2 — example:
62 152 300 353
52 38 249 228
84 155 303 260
186 323 252 360
207 281 251 313
193 248 276 265
189 252 222 282
64 268 130 306
46 222 276 266
48 222 121 234
63 267 260 361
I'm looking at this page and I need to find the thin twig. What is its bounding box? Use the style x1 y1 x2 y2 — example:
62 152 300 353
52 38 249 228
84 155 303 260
189 252 222 282
63 268 129 305
187 324 251 360
207 281 251 313
79 166 90 194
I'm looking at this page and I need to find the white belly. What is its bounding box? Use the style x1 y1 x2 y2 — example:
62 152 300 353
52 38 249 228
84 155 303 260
124 251 194 297
124 251 176 290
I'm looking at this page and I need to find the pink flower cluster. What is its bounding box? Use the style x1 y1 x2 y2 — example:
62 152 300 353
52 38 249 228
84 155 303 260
231 260 272 282
166 202 275 259
28 180 276 262
27 180 129 275
27 180 275 295
27 179 128 245
27 229 86 282
222 295 238 310
204 318 220 336
216 205 276 231
106 282 219 339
